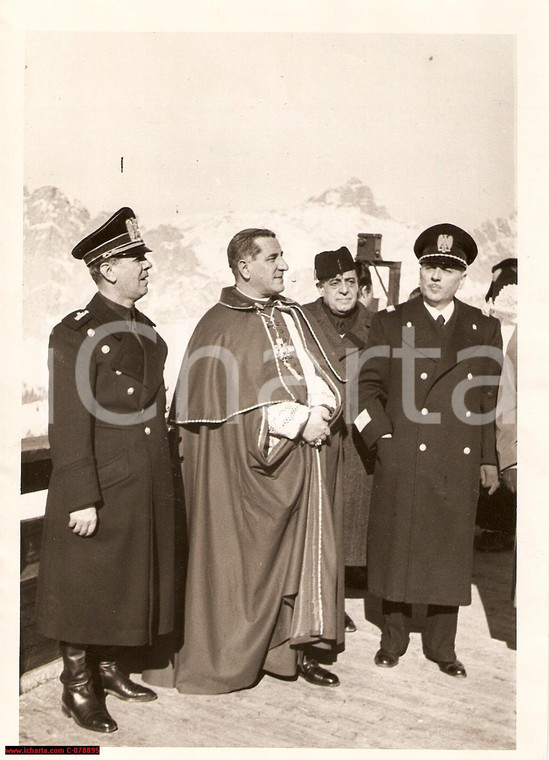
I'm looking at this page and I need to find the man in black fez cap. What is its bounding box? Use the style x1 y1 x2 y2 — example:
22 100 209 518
354 222 503 680
302 246 375 633
311 247 360 324
35 208 175 733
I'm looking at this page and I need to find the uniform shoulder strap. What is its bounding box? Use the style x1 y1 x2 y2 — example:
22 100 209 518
61 309 94 330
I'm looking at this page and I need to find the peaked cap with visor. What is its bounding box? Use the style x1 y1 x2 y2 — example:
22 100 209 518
414 223 478 270
72 207 151 267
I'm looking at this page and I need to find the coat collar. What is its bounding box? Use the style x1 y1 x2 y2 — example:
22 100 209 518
85 292 164 391
86 292 156 332
400 297 481 349
399 297 489 388
305 298 371 359
218 285 297 311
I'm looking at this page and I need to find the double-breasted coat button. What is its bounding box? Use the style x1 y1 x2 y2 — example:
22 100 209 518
406 321 413 327
466 410 472 418
420 372 428 380
144 427 151 436
463 447 471 454
127 387 135 395
101 344 110 354
472 324 477 330
419 443 427 451
115 370 122 376
87 328 95 337
467 372 473 380
421 408 428 415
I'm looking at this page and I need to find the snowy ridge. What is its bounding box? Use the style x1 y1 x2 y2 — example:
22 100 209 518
22 178 516 436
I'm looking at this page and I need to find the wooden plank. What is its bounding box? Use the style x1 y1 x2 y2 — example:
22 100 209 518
18 550 516 749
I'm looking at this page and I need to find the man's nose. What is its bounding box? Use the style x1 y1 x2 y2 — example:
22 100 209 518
431 268 442 280
338 282 349 293
143 257 152 270
278 258 289 271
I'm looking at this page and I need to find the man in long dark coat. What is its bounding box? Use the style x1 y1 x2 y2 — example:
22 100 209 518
35 208 175 732
302 247 375 633
355 223 502 678
143 228 345 695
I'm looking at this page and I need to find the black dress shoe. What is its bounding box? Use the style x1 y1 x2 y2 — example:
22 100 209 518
62 682 118 733
344 612 357 633
374 648 399 668
298 656 340 687
99 662 158 702
433 659 467 678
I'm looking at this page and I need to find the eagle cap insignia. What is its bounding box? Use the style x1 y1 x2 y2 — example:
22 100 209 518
437 234 453 253
126 217 142 242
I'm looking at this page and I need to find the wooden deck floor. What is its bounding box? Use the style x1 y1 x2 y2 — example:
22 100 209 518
18 546 517 750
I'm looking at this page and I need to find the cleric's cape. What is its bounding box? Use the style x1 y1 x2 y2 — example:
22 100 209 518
172 286 345 424
145 286 345 694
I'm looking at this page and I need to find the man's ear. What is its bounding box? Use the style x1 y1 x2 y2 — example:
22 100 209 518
316 281 323 293
458 271 467 290
237 257 251 282
99 260 117 284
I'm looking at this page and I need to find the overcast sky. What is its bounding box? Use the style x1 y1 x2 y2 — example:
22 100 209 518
24 32 515 231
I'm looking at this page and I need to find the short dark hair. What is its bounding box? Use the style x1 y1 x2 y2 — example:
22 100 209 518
88 260 103 283
355 259 372 290
227 228 276 274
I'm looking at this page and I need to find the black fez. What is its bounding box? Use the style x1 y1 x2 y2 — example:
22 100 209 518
491 257 517 274
485 257 518 302
414 223 478 269
72 207 152 267
315 247 356 281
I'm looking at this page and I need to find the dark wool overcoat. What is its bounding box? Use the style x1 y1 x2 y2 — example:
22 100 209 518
358 296 502 606
301 299 375 565
35 292 175 646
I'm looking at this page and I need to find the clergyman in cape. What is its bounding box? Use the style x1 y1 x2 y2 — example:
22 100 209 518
144 228 346 694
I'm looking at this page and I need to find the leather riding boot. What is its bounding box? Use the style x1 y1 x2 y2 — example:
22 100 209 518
92 646 157 702
59 643 118 733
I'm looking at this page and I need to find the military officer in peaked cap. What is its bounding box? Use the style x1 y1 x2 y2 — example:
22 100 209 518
355 223 502 679
35 208 175 732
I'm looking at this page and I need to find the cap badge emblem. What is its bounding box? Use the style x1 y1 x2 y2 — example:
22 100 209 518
437 234 453 253
126 217 142 242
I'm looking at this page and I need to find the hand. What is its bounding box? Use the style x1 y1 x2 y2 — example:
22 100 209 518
69 506 98 537
301 406 331 447
480 464 499 496
501 468 517 494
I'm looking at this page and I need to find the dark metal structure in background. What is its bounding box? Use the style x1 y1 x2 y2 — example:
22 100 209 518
356 233 402 309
